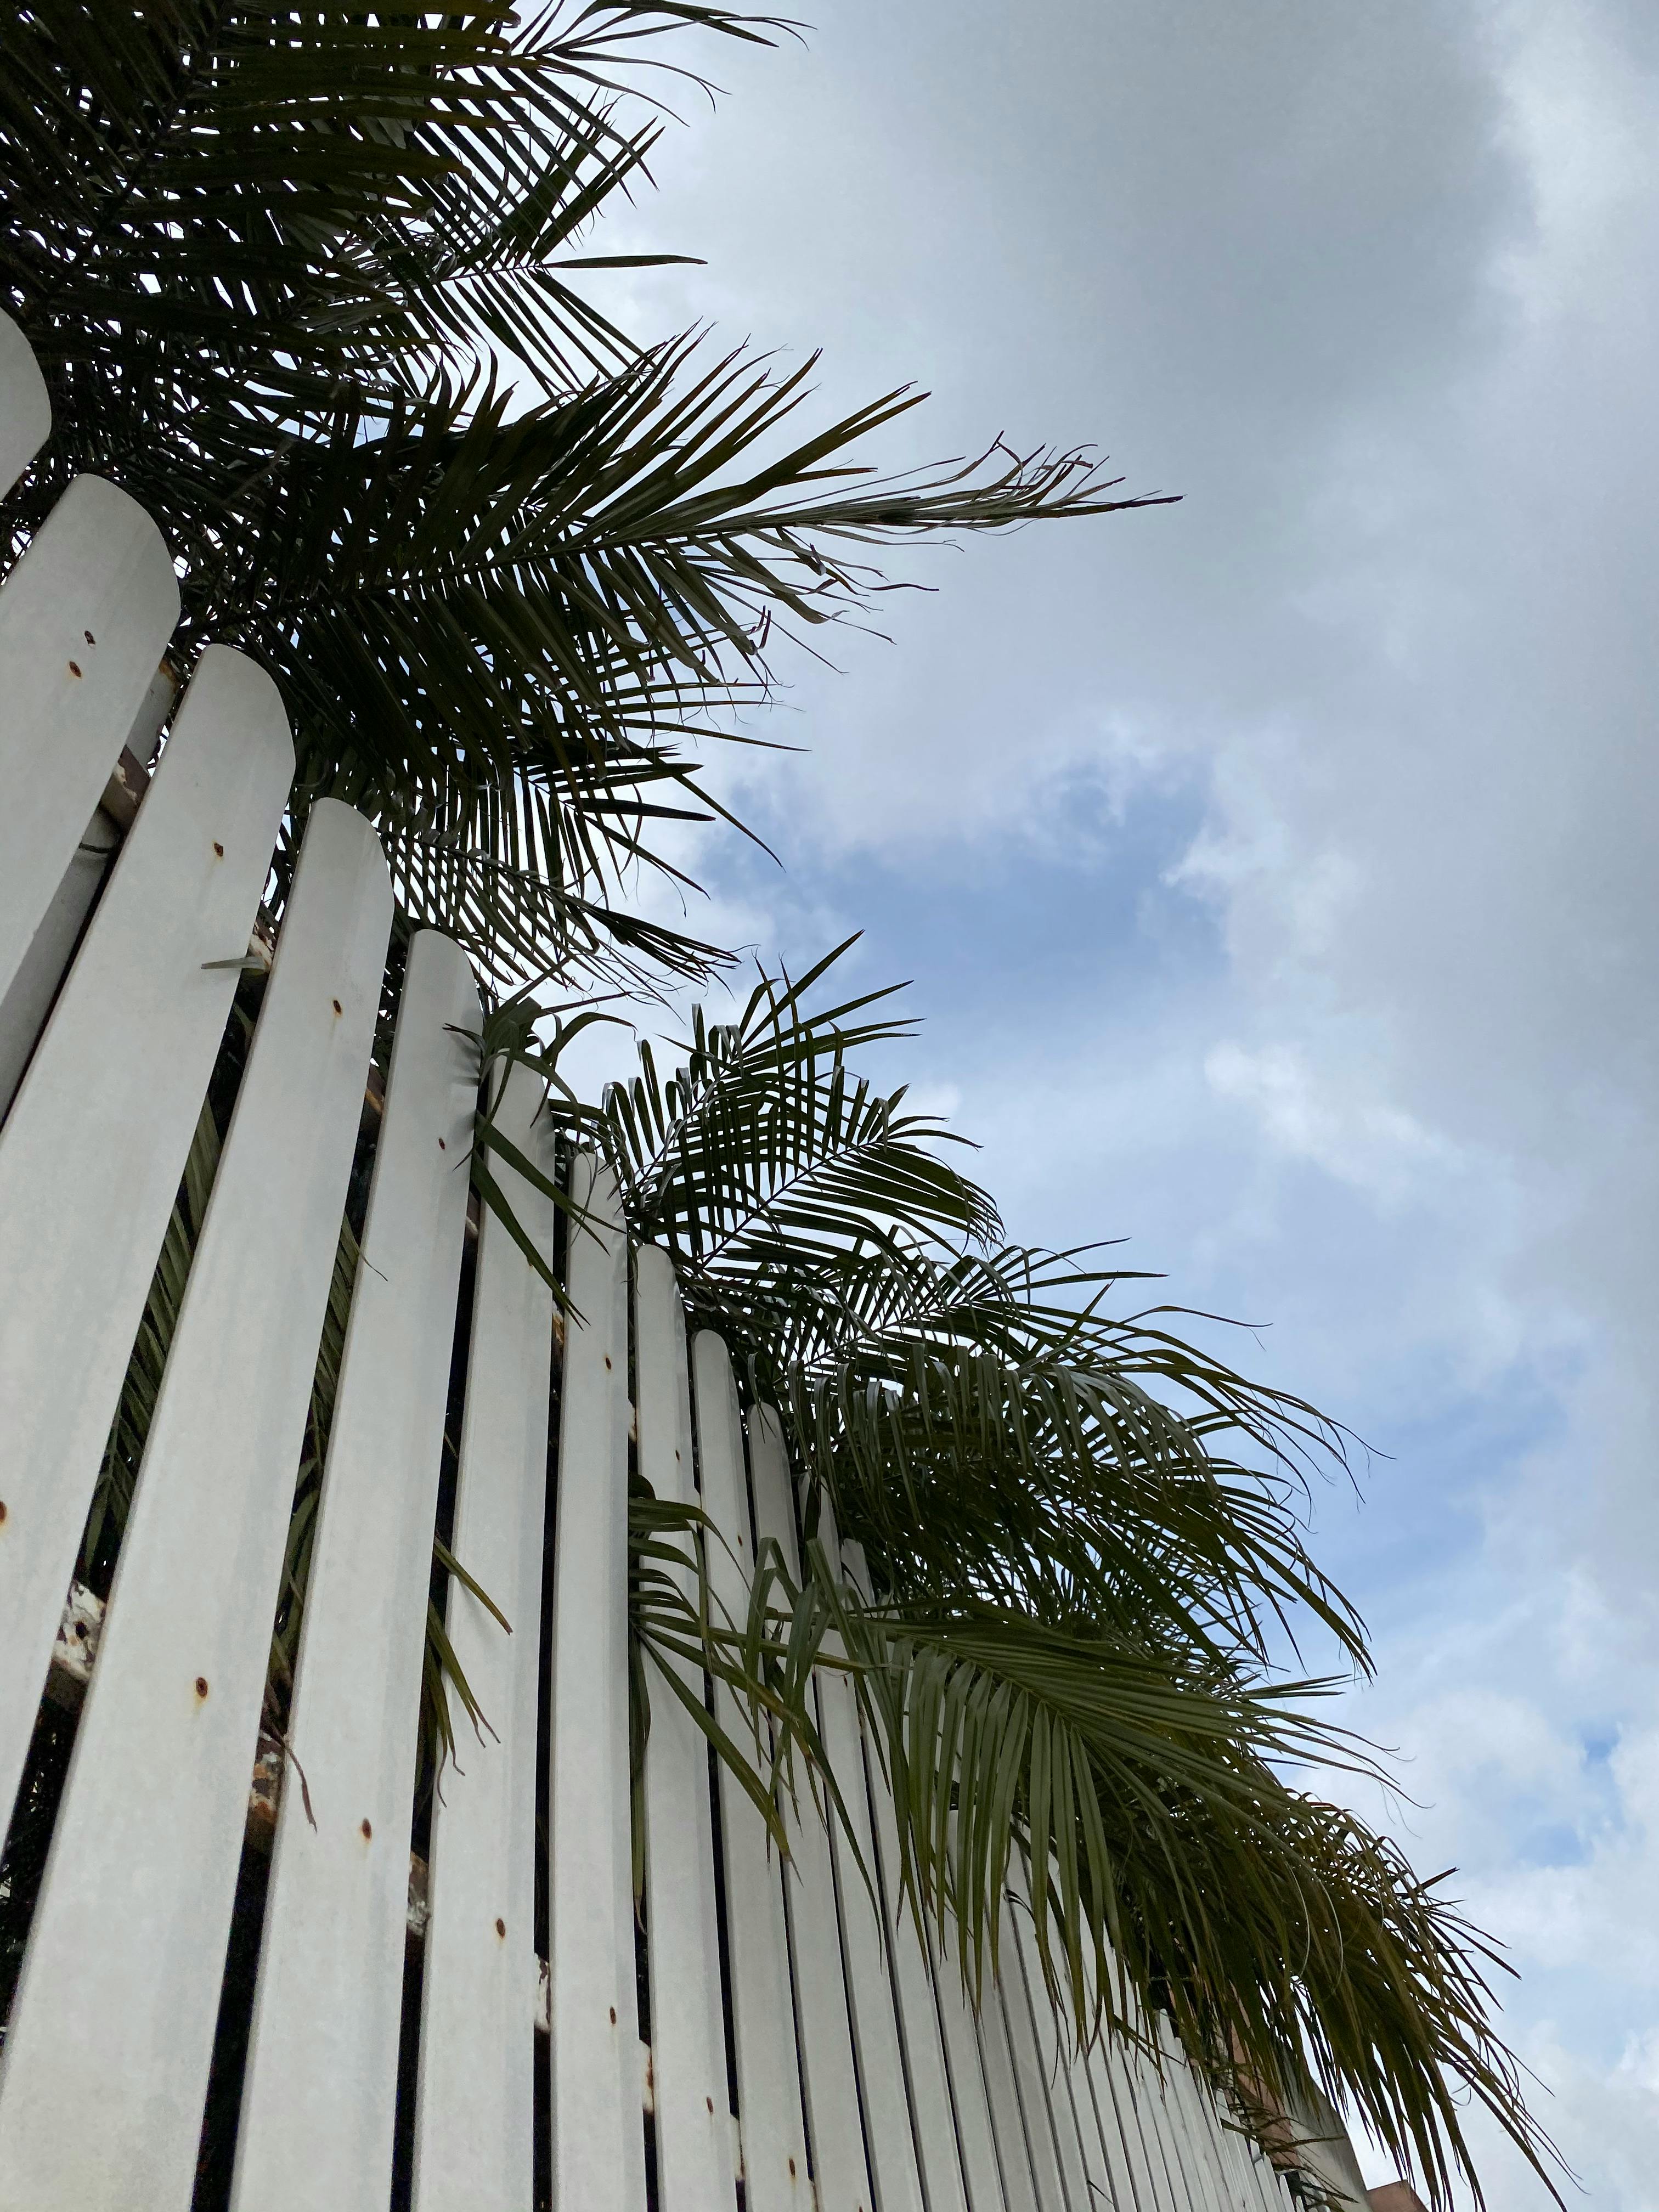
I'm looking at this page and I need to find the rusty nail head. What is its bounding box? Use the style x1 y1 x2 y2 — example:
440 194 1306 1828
67 660 81 678
0 1500 7 1525
360 1818 373 1839
213 842 224 857
788 2160 797 2177
438 1137 446 1150
706 2096 714 2114
331 998 342 1015
608 2006 617 2025
194 1676 209 1699
83 629 95 645
495 1917 506 1938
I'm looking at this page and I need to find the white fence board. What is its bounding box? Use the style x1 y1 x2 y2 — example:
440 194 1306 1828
978 1971 1044 2212
0 645 292 1837
1160 2017 1229 2212
0 800 391 2212
1116 2024 1181 2212
230 930 482 2211
411 1060 559 2212
1142 2034 1203 2212
690 1330 813 2212
548 1158 645 2212
636 1248 740 2212
1007 1880 1093 2212
1061 1951 1138 2212
1000 1934 1074 2212
839 1537 972 2212
0 306 51 494
803 1518 928 2212
747 1404 874 2212
0 472 179 1006
927 1915 1011 2212
1093 2041 1155 2212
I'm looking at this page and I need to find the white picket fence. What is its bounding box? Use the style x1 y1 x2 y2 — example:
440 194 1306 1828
0 312 1348 2212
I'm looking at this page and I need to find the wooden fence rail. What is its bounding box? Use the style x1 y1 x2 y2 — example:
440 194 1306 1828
0 310 1359 2212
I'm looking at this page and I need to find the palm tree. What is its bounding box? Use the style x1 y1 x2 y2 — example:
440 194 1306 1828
1 0 1158 986
0 7 1554 2206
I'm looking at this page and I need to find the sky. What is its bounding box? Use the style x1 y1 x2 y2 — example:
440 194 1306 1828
569 4 1659 2202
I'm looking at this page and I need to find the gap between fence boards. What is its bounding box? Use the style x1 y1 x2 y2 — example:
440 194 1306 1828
42 1582 730 2149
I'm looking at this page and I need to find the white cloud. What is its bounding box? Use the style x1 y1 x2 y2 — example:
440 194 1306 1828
575 3 1659 2196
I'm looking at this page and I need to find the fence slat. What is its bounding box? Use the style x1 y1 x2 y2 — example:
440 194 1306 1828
0 645 293 1839
927 1916 1011 2212
636 1248 740 2212
0 473 179 1007
845 1548 973 2212
1188 2052 1250 2212
0 307 50 494
978 1972 1043 2212
690 1331 813 2212
0 800 390 2212
1006 1888 1094 2212
1055 1948 1135 2212
1141 2028 1202 2212
229 929 481 2210
746 1404 874 2212
998 1932 1072 2212
787 1513 924 2212
1163 2017 1234 2212
549 1158 645 2212
1090 1956 1175 2212
410 1060 558 2212
1063 2038 1128 2212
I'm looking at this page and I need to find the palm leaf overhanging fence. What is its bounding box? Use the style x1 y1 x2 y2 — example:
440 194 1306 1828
0 5 1559 2207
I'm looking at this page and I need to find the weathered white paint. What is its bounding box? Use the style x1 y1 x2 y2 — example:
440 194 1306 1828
231 930 482 2212
0 473 179 1007
411 1060 558 2212
0 801 390 2212
0 306 51 494
690 1331 813 2212
635 1248 739 2212
548 1158 645 2212
0 646 293 1839
747 1403 874 2212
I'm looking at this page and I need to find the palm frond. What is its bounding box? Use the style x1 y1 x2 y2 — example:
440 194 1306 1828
2 6 1169 978
833 1585 1559 2210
